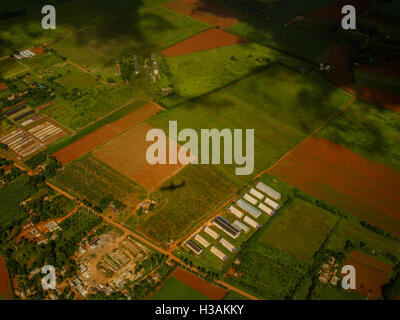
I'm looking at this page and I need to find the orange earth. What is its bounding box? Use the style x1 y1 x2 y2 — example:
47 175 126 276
171 268 226 300
93 122 190 191
162 28 247 58
53 102 163 164
269 136 400 236
0 255 12 300
343 251 392 300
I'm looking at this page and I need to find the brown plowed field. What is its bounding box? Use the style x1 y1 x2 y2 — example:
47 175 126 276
359 63 400 80
54 102 163 164
93 122 189 191
163 0 246 28
171 268 226 300
356 86 400 113
0 82 7 90
0 255 12 300
343 251 392 300
269 136 400 236
162 28 247 58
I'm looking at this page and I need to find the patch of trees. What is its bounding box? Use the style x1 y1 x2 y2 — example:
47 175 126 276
25 152 47 169
24 195 72 221
382 263 400 300
0 10 26 21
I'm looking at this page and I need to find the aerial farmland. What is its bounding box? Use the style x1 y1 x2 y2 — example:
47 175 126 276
0 0 399 306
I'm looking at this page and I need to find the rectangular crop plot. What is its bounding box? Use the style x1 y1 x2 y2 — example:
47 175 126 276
259 199 338 262
0 129 44 158
139 164 238 242
54 102 163 164
343 251 392 300
28 122 66 144
52 155 146 207
93 122 188 191
269 136 400 237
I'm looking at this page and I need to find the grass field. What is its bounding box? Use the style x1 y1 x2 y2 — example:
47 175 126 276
259 198 338 262
0 58 30 79
149 276 207 300
227 17 331 63
149 63 353 183
162 42 280 105
49 6 209 71
138 164 238 242
52 155 146 207
53 64 99 88
319 101 400 171
354 70 400 95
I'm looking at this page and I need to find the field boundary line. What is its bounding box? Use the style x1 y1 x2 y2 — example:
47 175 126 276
254 94 356 180
66 59 113 86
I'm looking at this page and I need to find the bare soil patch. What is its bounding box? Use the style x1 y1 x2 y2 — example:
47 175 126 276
356 86 400 113
0 82 7 91
93 122 189 191
171 267 226 300
31 46 45 55
163 0 247 29
162 28 247 58
269 136 400 236
343 251 392 300
0 255 12 299
54 102 163 164
326 44 353 92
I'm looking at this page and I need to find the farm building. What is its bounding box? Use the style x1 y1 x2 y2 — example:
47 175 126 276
194 234 210 248
258 203 274 216
210 246 228 261
0 129 44 158
264 197 280 211
185 240 203 255
232 220 250 234
243 215 261 229
228 206 244 219
243 193 258 205
256 182 281 201
212 216 240 239
249 188 264 200
220 238 237 253
236 199 262 219
203 226 219 240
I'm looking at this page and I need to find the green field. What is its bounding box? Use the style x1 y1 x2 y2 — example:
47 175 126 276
259 198 338 262
138 164 238 242
319 101 400 171
0 175 36 227
354 70 400 95
227 17 331 63
0 58 30 79
163 42 280 105
149 63 353 183
149 276 207 300
49 6 209 71
52 155 146 207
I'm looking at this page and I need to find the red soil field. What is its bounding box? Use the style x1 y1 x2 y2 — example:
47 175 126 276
162 28 247 58
163 0 246 29
269 136 400 236
0 255 12 300
171 268 226 300
356 86 400 113
31 46 45 54
343 251 392 300
93 122 189 191
308 0 375 21
0 82 7 90
54 102 163 164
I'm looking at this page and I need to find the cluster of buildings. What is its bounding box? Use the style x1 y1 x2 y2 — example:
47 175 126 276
319 256 341 286
12 49 36 60
185 182 283 263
